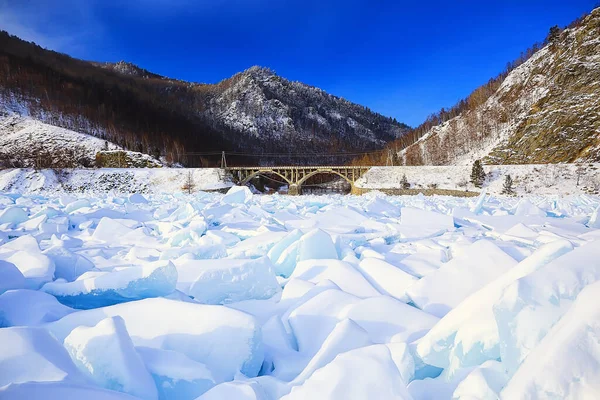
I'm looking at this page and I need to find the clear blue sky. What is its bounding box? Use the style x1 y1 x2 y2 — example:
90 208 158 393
0 0 596 126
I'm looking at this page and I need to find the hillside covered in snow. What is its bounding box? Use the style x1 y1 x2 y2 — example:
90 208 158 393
356 163 600 196
0 105 162 169
0 168 230 194
0 162 597 197
0 32 409 166
384 7 600 167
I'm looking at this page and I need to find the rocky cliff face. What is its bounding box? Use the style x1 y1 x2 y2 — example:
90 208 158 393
398 7 600 166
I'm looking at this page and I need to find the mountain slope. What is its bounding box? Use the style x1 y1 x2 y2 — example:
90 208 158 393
389 8 600 166
202 67 407 148
0 33 409 166
0 104 162 169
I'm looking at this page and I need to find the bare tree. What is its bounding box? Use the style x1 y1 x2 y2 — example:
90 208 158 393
543 164 559 187
575 164 586 186
588 174 600 194
182 170 196 194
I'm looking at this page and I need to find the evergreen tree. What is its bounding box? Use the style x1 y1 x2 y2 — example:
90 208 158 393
502 174 515 195
548 25 561 52
470 160 485 188
401 174 410 189
548 25 561 43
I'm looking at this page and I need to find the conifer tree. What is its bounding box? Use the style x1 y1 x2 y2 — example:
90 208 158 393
548 25 562 52
502 174 515 195
401 174 410 189
470 160 485 188
548 25 561 43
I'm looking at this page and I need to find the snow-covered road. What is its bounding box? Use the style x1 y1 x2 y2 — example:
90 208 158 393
1 187 600 399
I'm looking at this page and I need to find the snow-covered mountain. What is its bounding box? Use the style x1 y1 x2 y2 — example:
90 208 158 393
199 66 408 149
0 31 409 166
394 7 600 166
0 98 162 169
94 60 165 80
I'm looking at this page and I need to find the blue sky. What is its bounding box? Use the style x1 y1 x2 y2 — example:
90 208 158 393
0 0 596 126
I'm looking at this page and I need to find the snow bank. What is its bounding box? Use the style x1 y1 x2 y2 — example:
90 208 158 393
290 259 380 298
0 382 139 399
0 289 74 327
198 381 268 400
356 258 418 302
64 316 158 399
416 240 573 372
0 260 26 294
44 246 96 282
282 345 414 399
342 296 439 344
494 238 600 375
407 240 517 317
452 360 508 400
399 207 455 239
0 168 232 194
41 261 178 309
356 164 600 196
0 235 55 289
269 228 339 278
0 326 89 386
175 257 280 304
46 298 263 382
136 346 215 400
501 281 600 399
222 185 253 204
297 229 339 261
1 189 599 399
289 319 372 389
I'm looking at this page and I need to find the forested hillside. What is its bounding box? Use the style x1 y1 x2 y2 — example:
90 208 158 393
0 33 409 166
354 8 599 166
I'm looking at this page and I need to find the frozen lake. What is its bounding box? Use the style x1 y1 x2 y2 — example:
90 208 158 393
1 186 600 399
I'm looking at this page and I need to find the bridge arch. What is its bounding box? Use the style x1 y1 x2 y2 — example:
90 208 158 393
240 170 292 187
296 169 354 188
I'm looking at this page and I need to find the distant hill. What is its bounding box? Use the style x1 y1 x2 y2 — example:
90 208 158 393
0 33 409 167
357 7 599 167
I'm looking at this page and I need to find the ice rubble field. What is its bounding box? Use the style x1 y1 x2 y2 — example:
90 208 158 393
1 187 600 400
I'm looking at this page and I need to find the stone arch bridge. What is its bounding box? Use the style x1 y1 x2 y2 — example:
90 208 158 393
227 166 370 195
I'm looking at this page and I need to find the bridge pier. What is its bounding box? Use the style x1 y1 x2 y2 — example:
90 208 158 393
288 184 300 196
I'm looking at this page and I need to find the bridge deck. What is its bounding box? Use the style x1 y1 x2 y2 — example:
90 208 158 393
227 166 369 169
226 165 370 194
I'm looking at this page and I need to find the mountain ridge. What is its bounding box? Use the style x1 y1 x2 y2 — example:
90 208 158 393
374 7 600 167
0 32 409 167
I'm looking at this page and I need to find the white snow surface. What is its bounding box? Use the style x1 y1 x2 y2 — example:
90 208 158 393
0 189 599 399
0 109 162 169
0 168 232 194
357 164 600 195
1 163 599 197
0 112 121 159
